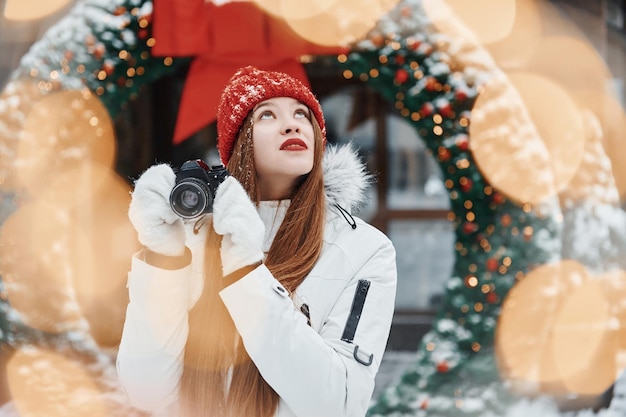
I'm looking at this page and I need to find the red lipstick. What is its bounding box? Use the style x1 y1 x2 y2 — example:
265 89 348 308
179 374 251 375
280 138 307 150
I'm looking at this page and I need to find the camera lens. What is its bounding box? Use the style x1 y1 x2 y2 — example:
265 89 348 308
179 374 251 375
180 189 199 208
170 179 212 219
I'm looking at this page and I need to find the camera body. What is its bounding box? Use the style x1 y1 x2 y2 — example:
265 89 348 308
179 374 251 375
169 159 230 219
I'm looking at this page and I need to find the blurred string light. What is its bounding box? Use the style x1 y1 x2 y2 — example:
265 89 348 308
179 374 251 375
3 0 72 21
253 0 400 46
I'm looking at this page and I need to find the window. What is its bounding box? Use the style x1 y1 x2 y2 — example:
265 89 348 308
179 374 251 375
310 64 454 321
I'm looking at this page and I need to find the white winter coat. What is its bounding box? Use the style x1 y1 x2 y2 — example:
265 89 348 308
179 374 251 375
116 145 398 417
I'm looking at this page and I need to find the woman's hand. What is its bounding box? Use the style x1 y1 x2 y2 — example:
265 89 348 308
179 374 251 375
128 164 186 257
212 176 265 276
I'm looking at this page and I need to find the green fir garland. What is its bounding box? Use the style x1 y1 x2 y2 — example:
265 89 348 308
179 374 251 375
341 34 561 416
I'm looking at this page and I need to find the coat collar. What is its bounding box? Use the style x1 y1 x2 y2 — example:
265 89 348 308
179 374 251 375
322 143 372 213
254 144 369 238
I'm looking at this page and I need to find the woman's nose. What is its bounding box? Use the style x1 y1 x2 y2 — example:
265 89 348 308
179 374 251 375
283 124 300 134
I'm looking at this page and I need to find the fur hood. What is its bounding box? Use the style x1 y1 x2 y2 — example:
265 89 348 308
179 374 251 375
322 143 372 212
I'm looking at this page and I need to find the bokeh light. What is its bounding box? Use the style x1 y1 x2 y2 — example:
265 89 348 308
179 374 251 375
524 36 612 96
253 0 337 20
423 0 516 45
68 167 139 348
484 0 543 69
558 108 621 206
0 163 137 346
0 200 86 334
470 72 585 205
0 79 47 189
551 280 615 395
572 90 626 200
16 88 116 197
7 346 107 417
254 0 399 46
3 0 72 21
496 260 589 395
506 72 585 196
496 260 626 398
603 269 626 372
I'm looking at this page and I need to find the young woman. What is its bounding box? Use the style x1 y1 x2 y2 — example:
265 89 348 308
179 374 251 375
117 66 397 417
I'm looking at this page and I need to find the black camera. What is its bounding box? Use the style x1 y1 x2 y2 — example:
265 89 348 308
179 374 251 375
169 159 230 219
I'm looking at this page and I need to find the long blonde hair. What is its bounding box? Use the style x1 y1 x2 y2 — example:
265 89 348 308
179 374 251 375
180 113 326 417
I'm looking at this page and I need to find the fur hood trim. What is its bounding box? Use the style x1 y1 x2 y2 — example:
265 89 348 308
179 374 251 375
322 143 372 211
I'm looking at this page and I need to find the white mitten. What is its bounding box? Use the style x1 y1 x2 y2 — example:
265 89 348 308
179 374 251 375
212 176 265 276
128 164 186 257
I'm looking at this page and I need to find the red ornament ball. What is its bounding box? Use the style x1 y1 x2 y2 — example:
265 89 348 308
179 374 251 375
462 222 478 234
407 38 421 51
438 147 450 162
455 89 468 101
93 44 105 60
456 134 469 151
460 178 473 193
395 69 409 84
438 103 452 118
420 102 434 117
370 33 385 47
486 258 499 272
436 361 449 373
492 192 506 204
425 77 437 92
102 61 115 76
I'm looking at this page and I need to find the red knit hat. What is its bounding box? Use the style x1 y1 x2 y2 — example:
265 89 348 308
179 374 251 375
216 66 326 165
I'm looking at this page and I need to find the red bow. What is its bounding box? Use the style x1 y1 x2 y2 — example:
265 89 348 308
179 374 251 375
152 0 348 144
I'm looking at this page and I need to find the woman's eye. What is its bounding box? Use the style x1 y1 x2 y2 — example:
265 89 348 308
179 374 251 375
259 111 274 120
294 109 308 118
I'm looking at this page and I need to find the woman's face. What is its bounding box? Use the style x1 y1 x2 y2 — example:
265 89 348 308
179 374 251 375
251 97 315 200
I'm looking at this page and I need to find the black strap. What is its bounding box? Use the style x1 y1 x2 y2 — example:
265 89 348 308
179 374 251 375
300 303 311 326
341 279 371 343
334 204 357 229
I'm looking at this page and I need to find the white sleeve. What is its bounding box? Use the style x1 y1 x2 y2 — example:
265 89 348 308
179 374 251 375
219 239 397 417
115 252 198 412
